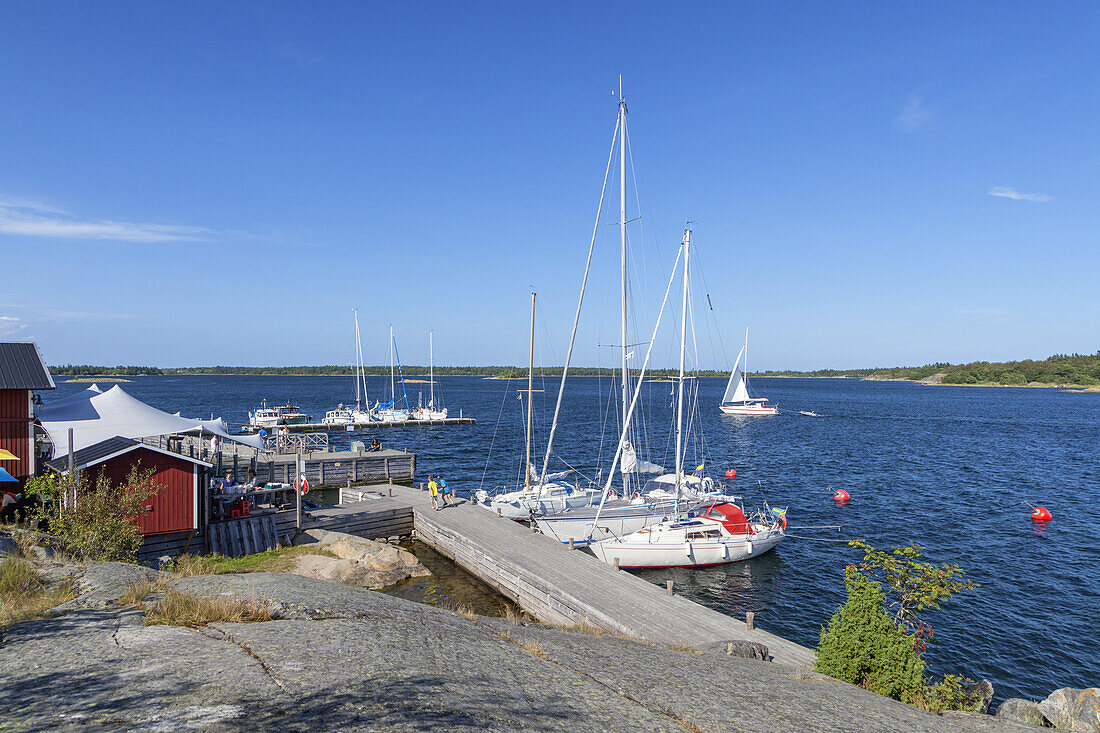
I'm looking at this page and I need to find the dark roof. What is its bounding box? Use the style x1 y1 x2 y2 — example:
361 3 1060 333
0 342 55 390
46 436 211 473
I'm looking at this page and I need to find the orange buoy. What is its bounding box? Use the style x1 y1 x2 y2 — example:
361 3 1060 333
725 469 737 479
1031 506 1052 522
833 488 850 503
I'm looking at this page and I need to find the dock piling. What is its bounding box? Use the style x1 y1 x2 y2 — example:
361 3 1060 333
613 558 620 571
746 611 755 630
666 580 673 596
568 538 574 550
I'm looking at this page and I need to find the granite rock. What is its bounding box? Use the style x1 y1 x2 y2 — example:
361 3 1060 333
0 571 1050 732
1038 688 1100 731
965 679 996 715
996 698 1049 727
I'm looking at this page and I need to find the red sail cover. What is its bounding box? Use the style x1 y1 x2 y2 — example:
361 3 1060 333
702 503 753 535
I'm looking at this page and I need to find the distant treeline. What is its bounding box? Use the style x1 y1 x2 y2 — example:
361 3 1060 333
759 352 1100 386
50 352 1100 385
50 364 727 378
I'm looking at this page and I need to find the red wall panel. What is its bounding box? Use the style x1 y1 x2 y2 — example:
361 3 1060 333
0 389 31 482
90 447 195 535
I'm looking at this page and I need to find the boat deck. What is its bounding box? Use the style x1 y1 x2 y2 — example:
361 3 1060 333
383 484 815 669
241 416 476 433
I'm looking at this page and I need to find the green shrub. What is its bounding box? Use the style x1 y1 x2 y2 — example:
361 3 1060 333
815 567 927 704
28 465 158 563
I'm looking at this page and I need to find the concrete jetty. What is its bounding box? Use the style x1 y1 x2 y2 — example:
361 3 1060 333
381 484 815 669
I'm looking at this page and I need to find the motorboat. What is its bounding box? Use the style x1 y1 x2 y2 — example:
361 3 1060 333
249 400 310 429
590 501 786 569
799 410 819 417
321 406 354 426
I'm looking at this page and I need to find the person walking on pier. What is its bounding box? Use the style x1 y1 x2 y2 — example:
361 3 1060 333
439 477 453 507
427 476 440 510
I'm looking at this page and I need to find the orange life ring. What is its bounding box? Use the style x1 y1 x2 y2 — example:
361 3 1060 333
779 514 787 531
297 476 309 495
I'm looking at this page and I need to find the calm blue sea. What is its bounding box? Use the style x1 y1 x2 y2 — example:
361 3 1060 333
48 374 1099 701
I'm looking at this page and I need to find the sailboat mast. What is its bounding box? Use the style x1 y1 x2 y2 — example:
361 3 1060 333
675 228 690 500
429 331 434 408
390 325 395 404
745 326 749 386
525 292 536 491
618 90 630 496
353 309 361 409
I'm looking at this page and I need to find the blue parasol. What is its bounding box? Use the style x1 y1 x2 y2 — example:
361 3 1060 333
0 467 18 482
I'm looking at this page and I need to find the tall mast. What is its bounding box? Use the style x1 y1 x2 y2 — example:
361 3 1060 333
428 331 434 408
618 85 630 495
390 325 395 403
525 292 536 491
353 309 361 409
745 326 750 386
675 228 690 502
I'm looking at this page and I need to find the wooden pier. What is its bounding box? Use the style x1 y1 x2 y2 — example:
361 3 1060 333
380 484 815 669
140 487 414 561
240 416 476 433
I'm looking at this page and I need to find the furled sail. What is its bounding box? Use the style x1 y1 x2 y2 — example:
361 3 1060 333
620 442 665 474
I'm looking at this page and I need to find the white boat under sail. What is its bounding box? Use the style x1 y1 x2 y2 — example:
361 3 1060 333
719 330 778 416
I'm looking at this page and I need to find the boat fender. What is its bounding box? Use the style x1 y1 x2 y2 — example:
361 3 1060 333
744 539 754 556
1031 506 1053 522
685 541 692 557
722 543 730 560
833 488 850 502
725 469 737 479
297 476 309 495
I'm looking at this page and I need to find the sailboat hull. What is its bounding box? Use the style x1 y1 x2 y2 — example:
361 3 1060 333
590 530 783 569
719 403 778 416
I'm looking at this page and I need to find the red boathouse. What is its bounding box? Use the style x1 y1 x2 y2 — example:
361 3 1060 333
0 342 55 484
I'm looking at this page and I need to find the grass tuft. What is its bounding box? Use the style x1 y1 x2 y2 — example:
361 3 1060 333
166 547 336 577
142 589 274 627
0 558 77 626
441 601 478 621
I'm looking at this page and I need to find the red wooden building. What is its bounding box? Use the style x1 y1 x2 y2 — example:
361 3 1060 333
0 342 55 484
46 436 211 535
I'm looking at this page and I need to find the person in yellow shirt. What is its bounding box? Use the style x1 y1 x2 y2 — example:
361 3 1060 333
427 476 440 510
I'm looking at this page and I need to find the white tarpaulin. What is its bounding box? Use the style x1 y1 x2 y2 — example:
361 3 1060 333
38 384 263 453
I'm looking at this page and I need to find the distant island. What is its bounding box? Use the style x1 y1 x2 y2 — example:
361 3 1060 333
756 351 1100 388
49 351 1100 388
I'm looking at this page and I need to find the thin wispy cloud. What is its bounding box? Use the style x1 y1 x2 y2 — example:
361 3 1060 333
0 195 217 243
988 186 1053 202
0 315 25 337
895 92 933 133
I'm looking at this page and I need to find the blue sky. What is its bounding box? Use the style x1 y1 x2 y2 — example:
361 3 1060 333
1 2 1097 370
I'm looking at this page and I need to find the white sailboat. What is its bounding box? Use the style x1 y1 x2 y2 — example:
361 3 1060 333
591 228 787 569
324 309 374 427
475 293 600 520
376 325 411 422
531 90 723 544
719 329 778 415
412 331 448 421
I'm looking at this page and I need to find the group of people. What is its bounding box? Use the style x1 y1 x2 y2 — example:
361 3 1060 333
426 475 453 510
212 468 266 494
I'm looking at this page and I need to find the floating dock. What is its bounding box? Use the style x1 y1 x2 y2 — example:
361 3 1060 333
377 484 815 669
241 416 476 433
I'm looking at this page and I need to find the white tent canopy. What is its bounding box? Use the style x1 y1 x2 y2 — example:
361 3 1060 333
38 384 263 453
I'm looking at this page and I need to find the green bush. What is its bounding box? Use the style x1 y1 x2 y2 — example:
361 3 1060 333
28 465 158 563
815 567 927 704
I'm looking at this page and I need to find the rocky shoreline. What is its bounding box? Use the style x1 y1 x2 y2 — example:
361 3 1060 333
1 530 1096 731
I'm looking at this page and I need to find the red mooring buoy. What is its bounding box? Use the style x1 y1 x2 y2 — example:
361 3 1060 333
1031 506 1053 522
833 488 850 502
725 468 737 479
